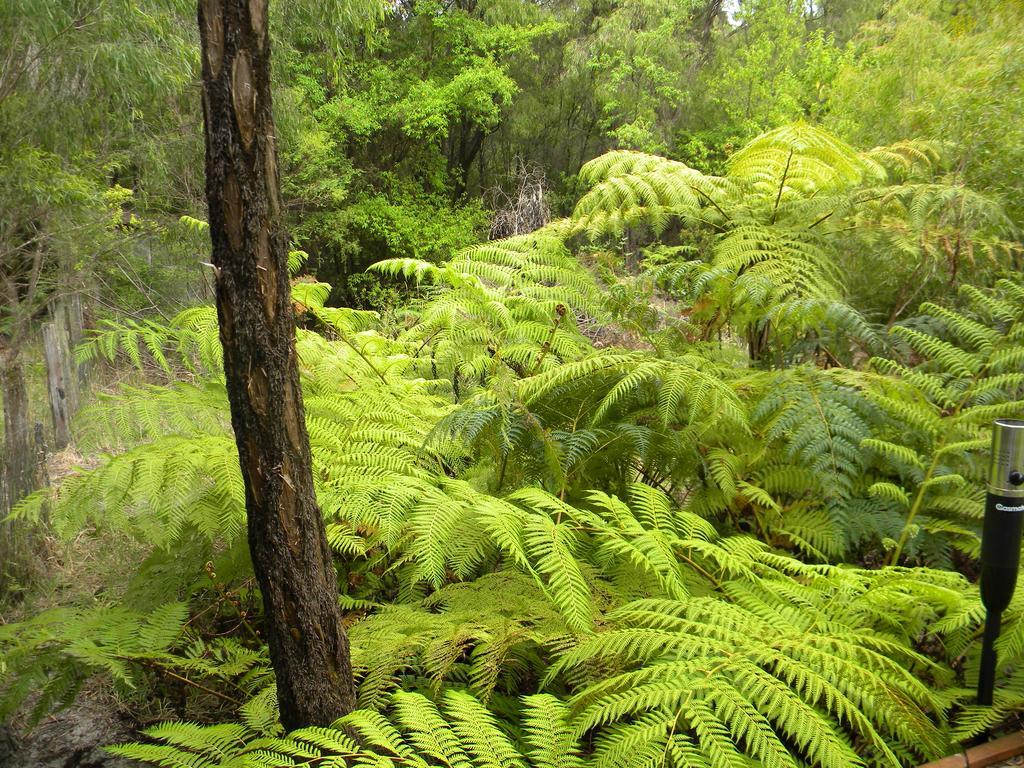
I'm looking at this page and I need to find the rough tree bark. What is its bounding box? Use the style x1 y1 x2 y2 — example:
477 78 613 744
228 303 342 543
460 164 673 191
0 343 34 594
197 0 357 729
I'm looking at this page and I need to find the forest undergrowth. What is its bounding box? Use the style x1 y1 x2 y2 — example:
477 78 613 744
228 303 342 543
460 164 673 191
2 121 1024 768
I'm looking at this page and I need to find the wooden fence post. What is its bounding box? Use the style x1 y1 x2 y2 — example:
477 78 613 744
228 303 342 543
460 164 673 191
42 322 72 450
49 298 82 415
64 293 87 389
33 422 48 489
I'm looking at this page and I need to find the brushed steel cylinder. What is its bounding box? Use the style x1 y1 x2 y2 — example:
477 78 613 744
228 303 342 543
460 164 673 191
989 418 1024 498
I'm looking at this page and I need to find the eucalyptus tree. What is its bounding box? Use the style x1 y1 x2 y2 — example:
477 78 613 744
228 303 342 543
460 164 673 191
197 0 358 729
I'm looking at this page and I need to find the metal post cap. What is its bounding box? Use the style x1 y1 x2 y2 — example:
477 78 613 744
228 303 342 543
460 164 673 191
990 419 1024 498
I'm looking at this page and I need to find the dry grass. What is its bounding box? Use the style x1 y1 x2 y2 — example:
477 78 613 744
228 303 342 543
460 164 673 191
0 445 156 741
1 445 145 621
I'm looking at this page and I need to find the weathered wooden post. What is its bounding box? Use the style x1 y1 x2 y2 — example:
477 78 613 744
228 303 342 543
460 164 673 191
49 298 82 415
33 422 49 489
42 322 72 450
60 293 87 389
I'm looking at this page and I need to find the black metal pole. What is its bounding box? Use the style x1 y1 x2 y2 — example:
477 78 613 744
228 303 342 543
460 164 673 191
978 610 1002 706
977 418 1024 705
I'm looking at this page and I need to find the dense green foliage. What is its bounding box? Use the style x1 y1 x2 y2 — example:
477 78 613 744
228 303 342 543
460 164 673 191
2 0 1024 766
5 124 1023 765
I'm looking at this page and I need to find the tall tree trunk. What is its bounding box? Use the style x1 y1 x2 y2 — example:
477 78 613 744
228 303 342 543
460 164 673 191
1 346 35 594
197 0 356 730
447 117 486 198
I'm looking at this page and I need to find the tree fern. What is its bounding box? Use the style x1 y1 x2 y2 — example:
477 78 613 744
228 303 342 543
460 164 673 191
569 123 1007 364
553 590 951 768
737 366 885 558
847 276 1024 564
77 307 224 377
350 573 567 708
107 556 966 768
852 182 1019 299
571 150 730 237
108 691 584 768
371 225 603 388
12 127 1023 766
0 602 190 721
727 122 879 200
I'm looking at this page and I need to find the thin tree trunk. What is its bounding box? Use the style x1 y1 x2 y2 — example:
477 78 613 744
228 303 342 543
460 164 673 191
197 0 357 730
1 348 35 594
746 320 771 364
